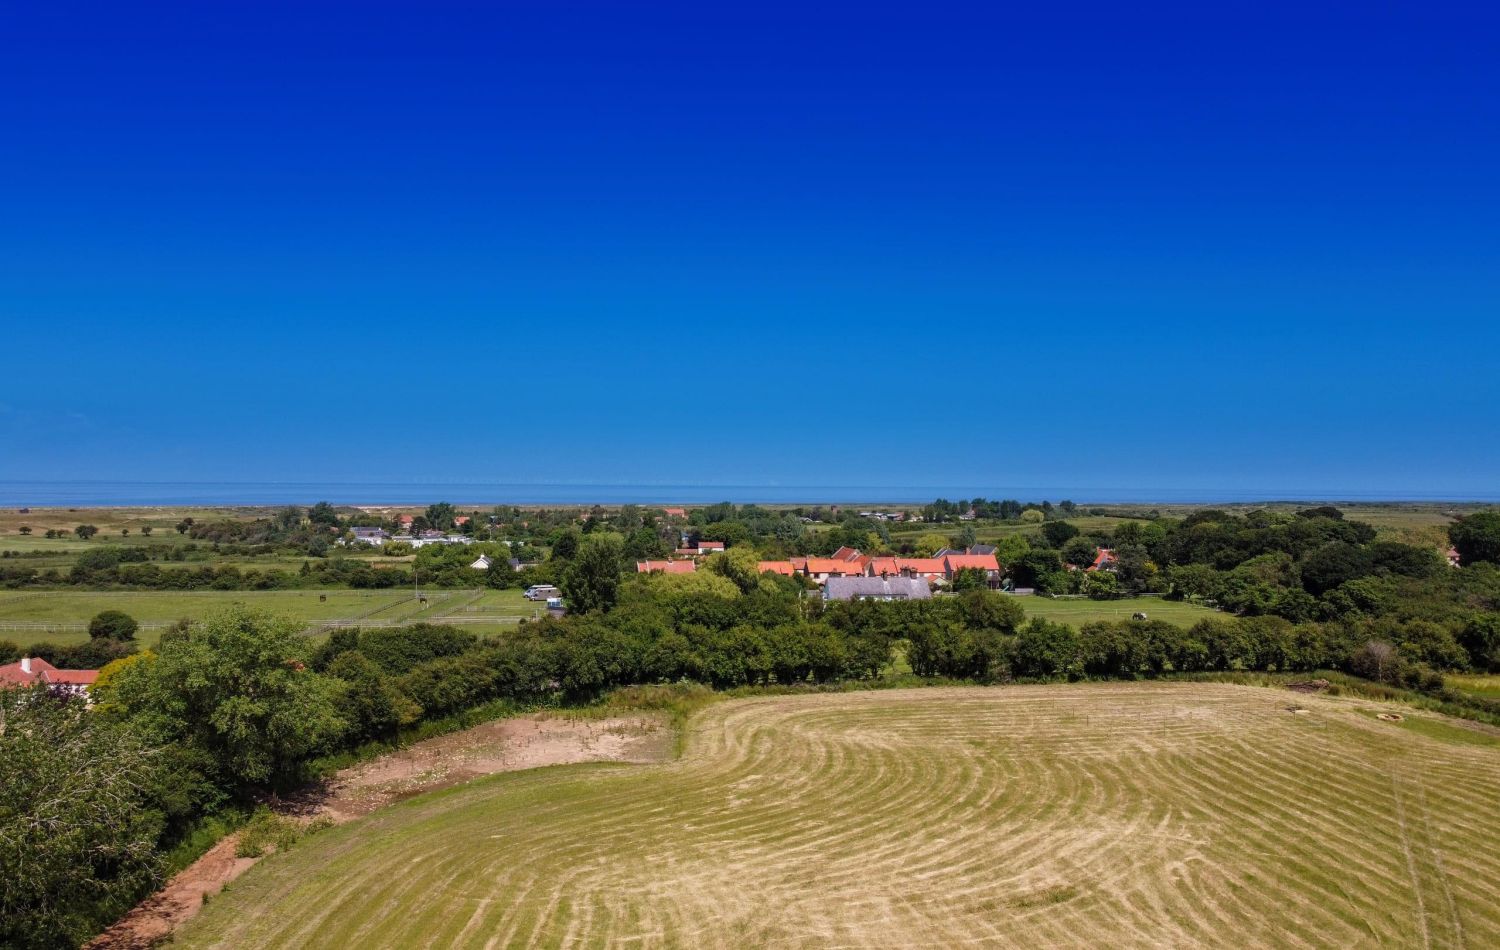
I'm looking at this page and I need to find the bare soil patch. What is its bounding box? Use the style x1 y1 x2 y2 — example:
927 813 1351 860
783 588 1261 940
86 712 670 949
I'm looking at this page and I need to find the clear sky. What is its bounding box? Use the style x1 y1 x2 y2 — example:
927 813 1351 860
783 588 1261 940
2 2 1497 498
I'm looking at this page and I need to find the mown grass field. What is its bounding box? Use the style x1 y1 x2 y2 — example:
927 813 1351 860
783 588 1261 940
1018 595 1219 627
178 683 1500 948
0 588 537 646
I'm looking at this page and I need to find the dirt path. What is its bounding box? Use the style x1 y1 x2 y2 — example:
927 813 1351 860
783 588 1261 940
85 713 670 950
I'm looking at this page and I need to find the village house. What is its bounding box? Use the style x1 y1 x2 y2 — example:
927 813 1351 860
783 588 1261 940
867 556 901 577
895 557 948 581
348 527 389 546
697 539 726 554
636 559 696 574
0 656 98 696
802 558 866 584
470 555 493 570
757 561 797 576
662 507 687 519
824 576 932 602
943 553 1002 586
1448 547 1463 568
1087 548 1118 572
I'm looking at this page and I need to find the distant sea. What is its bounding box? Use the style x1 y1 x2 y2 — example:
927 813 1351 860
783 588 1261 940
0 481 1494 508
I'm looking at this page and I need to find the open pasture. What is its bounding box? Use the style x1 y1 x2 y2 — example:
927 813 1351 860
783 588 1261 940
179 683 1500 948
1019 594 1219 627
0 589 491 646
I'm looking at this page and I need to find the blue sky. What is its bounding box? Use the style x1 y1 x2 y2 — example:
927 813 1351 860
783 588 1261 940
2 2 1498 498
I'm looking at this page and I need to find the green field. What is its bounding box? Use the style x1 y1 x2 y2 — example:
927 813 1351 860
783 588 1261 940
178 683 1500 948
1018 594 1219 627
0 588 539 646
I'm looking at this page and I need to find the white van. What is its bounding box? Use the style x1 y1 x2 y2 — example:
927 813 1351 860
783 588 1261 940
524 584 561 601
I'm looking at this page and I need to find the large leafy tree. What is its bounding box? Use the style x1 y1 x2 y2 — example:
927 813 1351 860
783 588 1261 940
106 605 348 787
1450 511 1500 566
561 535 625 613
0 689 166 950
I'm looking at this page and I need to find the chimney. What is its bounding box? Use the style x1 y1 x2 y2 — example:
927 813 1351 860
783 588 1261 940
20 657 31 674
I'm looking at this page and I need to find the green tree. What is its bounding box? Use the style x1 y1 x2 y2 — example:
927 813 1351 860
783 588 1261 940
17 525 30 535
108 605 348 786
1061 537 1097 568
949 566 989 592
1019 509 1045 525
710 546 763 594
307 501 341 527
88 609 139 641
74 524 98 540
1042 520 1080 547
326 651 423 740
914 533 949 557
1450 511 1500 566
561 535 625 613
0 689 166 950
550 529 581 562
424 502 457 532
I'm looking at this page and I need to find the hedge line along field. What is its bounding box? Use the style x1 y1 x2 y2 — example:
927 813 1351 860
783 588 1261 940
0 588 538 645
177 684 1500 949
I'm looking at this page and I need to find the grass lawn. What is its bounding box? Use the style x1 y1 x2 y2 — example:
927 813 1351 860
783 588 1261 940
177 683 1500 949
1018 595 1219 628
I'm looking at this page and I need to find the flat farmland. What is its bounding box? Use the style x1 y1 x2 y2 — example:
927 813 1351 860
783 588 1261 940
0 589 483 646
177 683 1500 948
1019 595 1220 627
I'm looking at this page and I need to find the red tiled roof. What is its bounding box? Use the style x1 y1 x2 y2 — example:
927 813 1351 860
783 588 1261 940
47 669 99 686
637 560 697 574
1088 548 1117 571
697 540 725 550
945 554 1000 573
0 657 97 688
804 558 862 575
832 546 863 562
758 561 796 576
663 507 687 518
896 558 947 575
868 556 901 576
789 557 808 570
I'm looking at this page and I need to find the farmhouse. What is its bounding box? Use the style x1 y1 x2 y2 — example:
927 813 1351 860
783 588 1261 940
636 559 696 574
0 656 98 695
662 507 687 519
1088 548 1118 572
824 576 931 602
943 553 1002 586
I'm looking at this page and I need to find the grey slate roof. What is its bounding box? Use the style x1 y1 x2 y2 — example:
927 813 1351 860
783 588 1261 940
823 576 932 601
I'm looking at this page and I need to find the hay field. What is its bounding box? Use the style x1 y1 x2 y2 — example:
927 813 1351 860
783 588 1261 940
178 684 1500 948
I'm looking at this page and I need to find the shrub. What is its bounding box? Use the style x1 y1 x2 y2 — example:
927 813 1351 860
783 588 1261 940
88 609 139 642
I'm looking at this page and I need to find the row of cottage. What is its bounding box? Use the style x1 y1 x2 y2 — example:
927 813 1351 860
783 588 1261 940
638 544 1003 594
